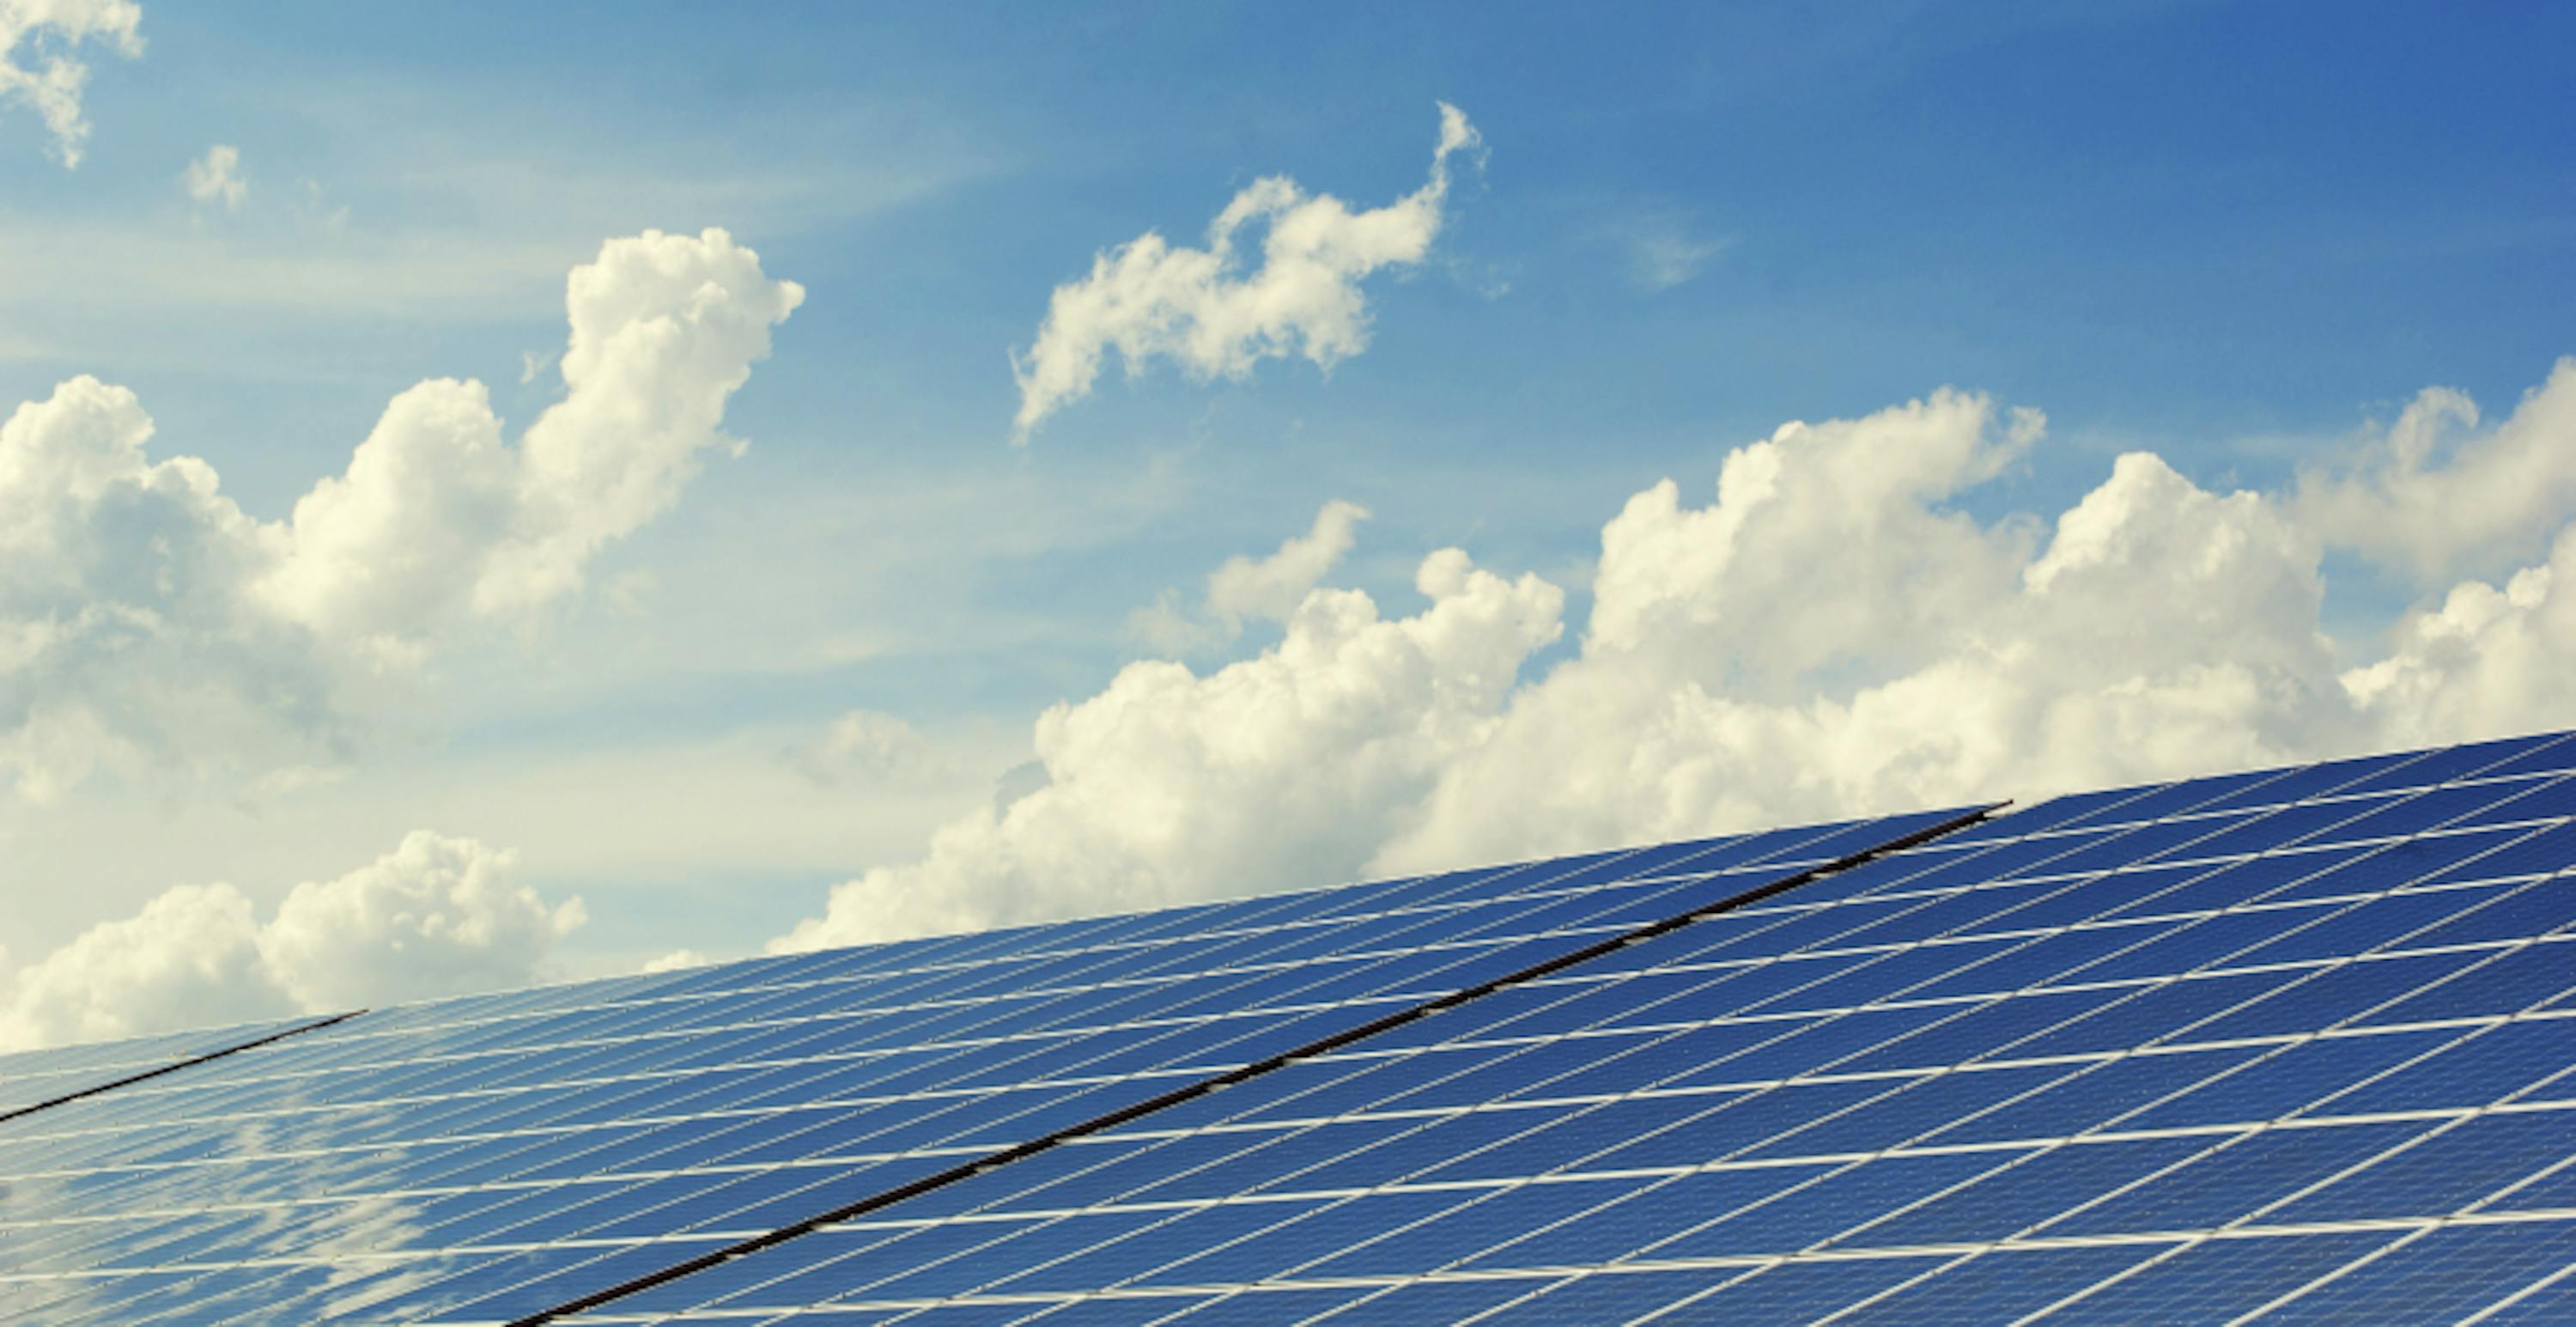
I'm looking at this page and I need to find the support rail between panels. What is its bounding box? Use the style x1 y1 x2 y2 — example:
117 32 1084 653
0 1009 368 1127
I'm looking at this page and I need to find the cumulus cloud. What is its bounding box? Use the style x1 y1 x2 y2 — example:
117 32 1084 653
2343 525 2576 750
781 362 2576 947
0 228 799 801
1584 390 2043 697
259 227 805 643
0 376 344 802
1012 103 1482 436
0 831 580 1051
774 548 1562 950
181 142 244 210
0 0 140 167
1130 498 1370 654
2295 358 2576 585
1383 436 2349 870
1208 498 1372 623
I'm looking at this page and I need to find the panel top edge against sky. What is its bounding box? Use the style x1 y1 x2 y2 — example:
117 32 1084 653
1940 727 2576 848
1519 727 2576 982
20 747 2576 1327
152 807 1983 1062
17 726 2568 1071
499 734 2576 1324
0 1013 321 1097
859 740 2576 1172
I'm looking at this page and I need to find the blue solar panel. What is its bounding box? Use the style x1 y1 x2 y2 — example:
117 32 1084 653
0 808 1962 1324
0 1014 325 1118
536 733 2576 1326
5 731 2573 1324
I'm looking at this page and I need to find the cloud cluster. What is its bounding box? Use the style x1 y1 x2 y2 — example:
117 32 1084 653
0 831 581 1051
2345 525 2576 751
1012 103 1481 436
774 548 1562 949
2296 359 2576 585
781 361 2576 947
1383 441 2347 870
0 0 141 167
1129 498 1370 654
0 228 800 801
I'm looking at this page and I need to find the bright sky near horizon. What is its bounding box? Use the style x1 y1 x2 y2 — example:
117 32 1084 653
3 1 2573 1049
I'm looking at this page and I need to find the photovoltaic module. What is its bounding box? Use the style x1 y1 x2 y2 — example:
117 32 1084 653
2 730 2572 1324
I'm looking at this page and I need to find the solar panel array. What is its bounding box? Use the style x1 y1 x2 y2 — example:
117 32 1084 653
0 1016 334 1123
3 730 2573 1325
0 808 1967 1324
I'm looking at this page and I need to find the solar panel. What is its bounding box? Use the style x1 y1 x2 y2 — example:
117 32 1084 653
0 807 1971 1324
0 1014 345 1122
525 730 2576 1325
3 730 2572 1324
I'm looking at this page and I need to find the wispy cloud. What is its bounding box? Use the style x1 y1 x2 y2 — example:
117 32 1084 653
1129 498 1371 654
1626 227 1730 291
0 0 142 167
181 143 246 210
0 831 583 1051
1012 103 1484 438
1601 206 1732 292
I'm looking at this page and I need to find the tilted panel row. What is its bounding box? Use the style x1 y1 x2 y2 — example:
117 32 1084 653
0 807 1966 1324
0 1017 328 1122
550 732 2576 1325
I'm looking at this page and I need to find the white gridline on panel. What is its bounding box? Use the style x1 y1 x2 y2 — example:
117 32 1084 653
9 752 2566 1319
0 825 1951 1324
100 850 2576 1319
556 823 2576 1324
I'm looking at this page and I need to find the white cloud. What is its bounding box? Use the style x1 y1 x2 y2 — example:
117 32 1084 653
0 882 280 1053
0 228 799 802
2295 357 2576 586
181 142 245 210
1383 437 2348 870
2342 525 2576 750
255 831 583 1011
0 830 580 1051
1012 103 1482 437
773 549 1563 950
1129 498 1370 654
0 0 141 167
0 376 345 802
781 362 2576 948
791 708 933 784
1208 498 1371 624
1584 390 2042 698
641 948 709 974
260 227 805 644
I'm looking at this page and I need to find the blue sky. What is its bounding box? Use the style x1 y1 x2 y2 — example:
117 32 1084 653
3 2 2573 1044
